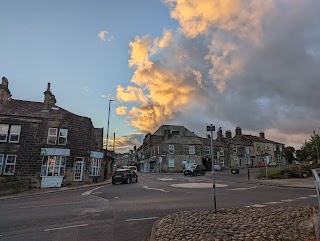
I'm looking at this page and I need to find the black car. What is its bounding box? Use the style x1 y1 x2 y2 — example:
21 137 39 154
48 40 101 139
112 169 138 185
183 164 206 176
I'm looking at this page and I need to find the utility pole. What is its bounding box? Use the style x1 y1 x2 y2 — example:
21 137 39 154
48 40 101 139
106 99 115 150
207 124 216 213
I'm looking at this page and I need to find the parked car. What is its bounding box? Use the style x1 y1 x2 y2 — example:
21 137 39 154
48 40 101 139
231 167 240 174
112 169 138 185
183 164 206 176
268 161 277 167
258 161 266 167
214 165 222 171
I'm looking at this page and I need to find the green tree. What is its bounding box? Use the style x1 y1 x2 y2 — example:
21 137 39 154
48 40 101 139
284 146 295 164
297 131 320 163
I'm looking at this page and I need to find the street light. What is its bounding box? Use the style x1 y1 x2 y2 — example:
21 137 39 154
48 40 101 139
207 124 216 213
106 99 115 151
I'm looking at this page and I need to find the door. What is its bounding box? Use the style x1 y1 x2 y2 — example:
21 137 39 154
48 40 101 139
74 158 84 181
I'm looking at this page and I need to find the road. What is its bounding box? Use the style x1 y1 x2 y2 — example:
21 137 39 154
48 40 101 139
0 170 317 241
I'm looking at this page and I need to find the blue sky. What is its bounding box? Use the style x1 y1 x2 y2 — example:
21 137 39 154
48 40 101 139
1 1 320 152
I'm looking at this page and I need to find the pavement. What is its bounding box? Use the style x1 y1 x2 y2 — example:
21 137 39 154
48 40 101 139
0 175 318 241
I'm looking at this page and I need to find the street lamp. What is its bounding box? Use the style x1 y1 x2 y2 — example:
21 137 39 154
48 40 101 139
207 124 216 213
106 99 115 151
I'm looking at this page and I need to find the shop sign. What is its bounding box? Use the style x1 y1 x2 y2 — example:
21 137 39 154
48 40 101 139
40 148 70 156
90 151 104 159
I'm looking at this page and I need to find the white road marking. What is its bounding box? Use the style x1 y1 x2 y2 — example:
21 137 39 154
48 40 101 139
171 183 228 189
297 197 308 199
91 192 102 195
143 186 169 193
310 195 317 198
114 197 119 199
227 186 258 191
81 186 104 196
125 217 158 222
157 178 176 181
251 204 265 207
44 224 88 232
281 199 294 202
264 201 282 205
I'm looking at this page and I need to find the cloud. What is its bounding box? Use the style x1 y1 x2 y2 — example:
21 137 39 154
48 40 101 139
118 0 320 149
113 133 145 153
98 30 114 42
115 106 127 116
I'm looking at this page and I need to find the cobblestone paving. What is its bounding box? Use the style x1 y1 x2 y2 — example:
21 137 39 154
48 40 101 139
153 206 316 241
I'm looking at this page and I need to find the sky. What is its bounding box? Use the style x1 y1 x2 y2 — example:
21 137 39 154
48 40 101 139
1 0 320 153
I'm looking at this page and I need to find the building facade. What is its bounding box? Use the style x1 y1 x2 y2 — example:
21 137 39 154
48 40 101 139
0 77 105 188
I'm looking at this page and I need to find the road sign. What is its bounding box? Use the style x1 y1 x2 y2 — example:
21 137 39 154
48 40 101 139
207 125 215 131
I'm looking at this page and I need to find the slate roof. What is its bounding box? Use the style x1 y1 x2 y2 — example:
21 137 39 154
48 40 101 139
0 99 90 121
242 134 282 145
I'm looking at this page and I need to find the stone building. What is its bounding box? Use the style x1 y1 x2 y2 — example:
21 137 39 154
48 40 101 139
0 77 105 188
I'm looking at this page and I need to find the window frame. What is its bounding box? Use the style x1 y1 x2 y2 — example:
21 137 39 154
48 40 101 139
189 146 195 155
41 156 66 177
168 145 174 154
0 124 9 142
219 149 224 157
168 158 175 167
233 156 238 164
233 145 237 153
205 146 210 155
3 154 17 175
9 125 21 143
47 128 58 145
58 129 68 145
90 158 102 176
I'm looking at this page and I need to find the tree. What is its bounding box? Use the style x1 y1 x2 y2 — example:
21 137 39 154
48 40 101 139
297 131 320 163
284 146 295 164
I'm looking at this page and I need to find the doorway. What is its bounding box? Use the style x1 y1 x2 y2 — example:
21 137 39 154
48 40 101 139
74 158 84 181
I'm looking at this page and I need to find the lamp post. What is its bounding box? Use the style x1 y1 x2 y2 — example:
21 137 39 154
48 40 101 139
207 124 216 213
106 99 115 151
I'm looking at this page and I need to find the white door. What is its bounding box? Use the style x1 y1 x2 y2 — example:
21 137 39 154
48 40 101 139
74 159 84 181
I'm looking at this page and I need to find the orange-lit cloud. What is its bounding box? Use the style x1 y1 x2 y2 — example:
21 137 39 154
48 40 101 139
116 85 148 103
115 106 127 116
98 30 114 42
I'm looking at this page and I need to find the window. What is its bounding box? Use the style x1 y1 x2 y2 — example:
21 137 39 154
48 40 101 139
279 145 283 152
3 155 16 175
277 155 281 161
274 145 276 151
205 146 210 155
9 125 21 143
189 146 195 155
233 156 238 164
0 124 9 142
90 158 101 176
47 128 68 145
169 145 174 154
266 145 270 151
233 146 237 153
0 154 4 174
257 145 260 151
168 158 174 167
58 129 68 145
219 150 224 157
41 156 66 176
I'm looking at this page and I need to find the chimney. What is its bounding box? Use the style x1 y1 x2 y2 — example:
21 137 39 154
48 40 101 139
235 126 242 136
43 83 53 111
217 127 223 140
225 130 232 138
0 77 12 105
260 131 265 139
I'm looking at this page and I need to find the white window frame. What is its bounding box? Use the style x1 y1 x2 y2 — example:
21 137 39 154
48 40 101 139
3 155 16 175
41 156 66 177
9 125 21 143
0 124 9 142
58 129 68 145
205 146 210 155
168 158 174 168
0 154 4 174
233 146 237 153
277 155 281 161
233 156 238 164
169 145 174 154
189 146 195 155
47 128 58 144
274 145 277 151
219 149 224 157
90 158 102 176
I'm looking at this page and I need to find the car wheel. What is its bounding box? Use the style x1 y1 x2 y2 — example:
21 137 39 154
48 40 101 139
135 177 138 182
202 171 205 175
126 178 130 184
184 173 187 176
112 182 115 185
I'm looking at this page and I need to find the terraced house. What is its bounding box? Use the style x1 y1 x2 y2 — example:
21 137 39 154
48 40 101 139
0 77 105 188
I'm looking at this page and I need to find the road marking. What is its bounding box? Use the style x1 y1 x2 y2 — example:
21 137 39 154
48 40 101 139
143 186 169 193
310 195 317 198
157 178 176 181
171 183 228 189
125 217 158 222
297 197 308 199
81 186 103 196
44 224 88 232
264 201 282 205
91 192 102 195
281 199 294 202
251 204 265 207
227 186 257 191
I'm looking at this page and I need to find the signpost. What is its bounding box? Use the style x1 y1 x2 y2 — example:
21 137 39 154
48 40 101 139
207 124 216 213
245 146 250 181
